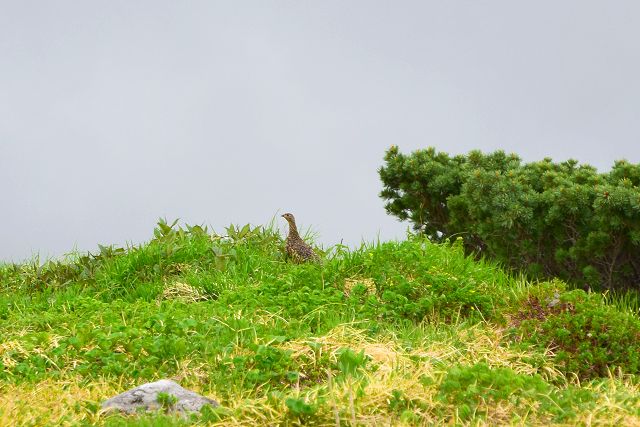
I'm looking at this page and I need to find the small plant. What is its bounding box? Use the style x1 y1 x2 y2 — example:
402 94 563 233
200 405 232 422
224 223 267 243
156 392 178 413
388 389 426 418
336 348 369 379
285 397 317 422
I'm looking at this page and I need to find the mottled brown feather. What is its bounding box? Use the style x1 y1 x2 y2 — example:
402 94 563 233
282 213 319 263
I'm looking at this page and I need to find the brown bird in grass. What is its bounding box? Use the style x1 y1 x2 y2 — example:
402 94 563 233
281 213 320 263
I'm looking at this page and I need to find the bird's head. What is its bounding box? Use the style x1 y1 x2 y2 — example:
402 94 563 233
281 213 295 223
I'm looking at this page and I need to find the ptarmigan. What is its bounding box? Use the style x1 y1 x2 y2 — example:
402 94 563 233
281 213 320 263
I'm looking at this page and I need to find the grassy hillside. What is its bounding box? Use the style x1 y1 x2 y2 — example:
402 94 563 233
1 220 640 426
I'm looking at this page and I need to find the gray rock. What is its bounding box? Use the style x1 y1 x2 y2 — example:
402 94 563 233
101 379 218 414
547 291 561 308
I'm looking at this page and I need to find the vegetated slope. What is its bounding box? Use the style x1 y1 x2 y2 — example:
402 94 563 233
1 220 640 426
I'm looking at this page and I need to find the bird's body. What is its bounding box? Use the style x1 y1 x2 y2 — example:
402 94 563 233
282 213 319 263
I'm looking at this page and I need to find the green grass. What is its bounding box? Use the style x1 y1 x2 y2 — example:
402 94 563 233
1 220 640 425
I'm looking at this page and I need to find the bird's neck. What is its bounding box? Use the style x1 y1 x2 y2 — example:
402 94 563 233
287 222 300 239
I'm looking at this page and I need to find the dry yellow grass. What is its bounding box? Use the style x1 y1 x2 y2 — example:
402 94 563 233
159 282 211 303
2 323 639 426
1 333 67 374
276 323 560 426
0 378 117 426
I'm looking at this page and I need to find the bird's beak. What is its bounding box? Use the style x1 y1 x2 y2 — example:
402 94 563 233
281 214 285 218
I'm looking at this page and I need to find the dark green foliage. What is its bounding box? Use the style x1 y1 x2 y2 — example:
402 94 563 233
379 146 640 291
513 289 640 379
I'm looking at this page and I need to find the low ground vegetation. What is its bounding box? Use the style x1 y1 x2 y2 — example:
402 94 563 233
1 220 640 425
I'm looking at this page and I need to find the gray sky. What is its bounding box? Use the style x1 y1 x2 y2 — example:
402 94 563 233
1 1 639 262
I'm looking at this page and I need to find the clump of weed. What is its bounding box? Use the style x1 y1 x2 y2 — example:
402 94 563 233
156 392 178 413
387 389 428 421
217 345 300 391
437 363 599 424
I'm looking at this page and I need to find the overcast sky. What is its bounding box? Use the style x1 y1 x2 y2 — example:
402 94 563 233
1 1 639 262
